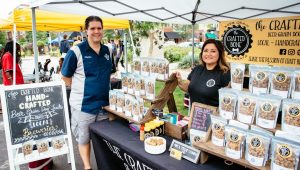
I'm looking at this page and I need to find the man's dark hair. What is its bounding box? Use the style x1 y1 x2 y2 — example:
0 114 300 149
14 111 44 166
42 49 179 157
63 34 68 39
85 16 103 30
3 41 21 63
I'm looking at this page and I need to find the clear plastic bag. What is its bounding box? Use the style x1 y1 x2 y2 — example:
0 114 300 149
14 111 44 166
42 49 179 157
282 98 300 136
219 88 238 120
237 91 257 124
211 115 227 147
230 63 245 91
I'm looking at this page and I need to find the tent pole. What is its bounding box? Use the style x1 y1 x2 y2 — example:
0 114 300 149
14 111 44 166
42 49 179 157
192 23 195 67
31 7 39 83
124 33 128 72
128 27 137 58
13 24 16 85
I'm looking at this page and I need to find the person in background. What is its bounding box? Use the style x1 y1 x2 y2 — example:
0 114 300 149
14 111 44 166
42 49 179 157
56 57 64 74
175 39 230 107
1 41 24 85
60 34 70 58
73 35 82 46
61 16 114 170
110 39 117 67
116 40 124 69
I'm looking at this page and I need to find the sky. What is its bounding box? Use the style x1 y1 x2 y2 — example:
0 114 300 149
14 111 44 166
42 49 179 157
0 0 29 19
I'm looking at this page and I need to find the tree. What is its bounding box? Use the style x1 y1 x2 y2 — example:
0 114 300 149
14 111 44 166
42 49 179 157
130 21 163 57
0 32 6 50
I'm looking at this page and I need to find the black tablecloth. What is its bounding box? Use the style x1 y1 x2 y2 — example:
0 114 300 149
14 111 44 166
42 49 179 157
90 119 248 170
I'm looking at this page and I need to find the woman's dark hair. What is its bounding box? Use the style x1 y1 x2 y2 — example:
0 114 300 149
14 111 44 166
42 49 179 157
84 16 103 30
199 39 230 73
2 41 21 63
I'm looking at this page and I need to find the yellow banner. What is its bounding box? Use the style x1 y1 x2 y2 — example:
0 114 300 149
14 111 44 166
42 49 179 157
220 16 300 67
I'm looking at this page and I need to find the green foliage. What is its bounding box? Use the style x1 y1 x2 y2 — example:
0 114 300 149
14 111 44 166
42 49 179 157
178 54 200 69
163 45 201 63
0 32 6 49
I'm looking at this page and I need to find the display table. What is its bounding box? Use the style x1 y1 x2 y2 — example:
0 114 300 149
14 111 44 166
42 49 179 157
90 119 247 170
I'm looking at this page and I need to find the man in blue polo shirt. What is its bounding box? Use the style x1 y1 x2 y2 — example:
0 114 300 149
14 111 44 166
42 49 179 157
61 16 112 170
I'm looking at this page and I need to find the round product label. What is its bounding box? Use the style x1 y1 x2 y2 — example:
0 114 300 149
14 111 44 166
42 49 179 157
261 102 273 113
213 123 222 131
242 97 251 107
194 136 201 143
275 73 287 83
229 132 240 142
233 68 242 77
222 96 232 105
256 72 266 81
288 106 300 117
277 144 292 158
250 137 262 148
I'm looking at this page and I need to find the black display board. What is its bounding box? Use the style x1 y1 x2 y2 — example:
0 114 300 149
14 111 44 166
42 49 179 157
4 85 67 145
189 103 217 132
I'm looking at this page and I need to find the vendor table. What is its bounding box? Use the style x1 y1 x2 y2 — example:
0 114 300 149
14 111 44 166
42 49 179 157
90 119 248 170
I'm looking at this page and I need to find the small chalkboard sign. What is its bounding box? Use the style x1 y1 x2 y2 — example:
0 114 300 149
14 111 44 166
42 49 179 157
169 139 200 163
0 82 76 170
188 102 217 143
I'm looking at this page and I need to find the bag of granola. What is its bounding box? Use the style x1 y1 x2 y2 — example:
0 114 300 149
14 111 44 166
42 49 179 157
109 90 117 110
237 91 257 124
127 73 135 94
271 137 300 170
157 58 169 80
249 65 271 95
116 91 125 113
124 94 134 117
219 88 238 120
224 125 246 159
121 72 128 93
150 58 159 78
245 130 271 167
140 75 146 96
282 98 300 136
230 63 245 91
141 57 150 76
134 74 141 96
291 71 300 99
132 97 141 121
145 77 156 100
255 94 282 129
132 58 141 74
270 68 293 98
211 115 228 147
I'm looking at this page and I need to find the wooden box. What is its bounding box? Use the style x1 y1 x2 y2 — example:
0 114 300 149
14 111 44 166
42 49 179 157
165 122 187 141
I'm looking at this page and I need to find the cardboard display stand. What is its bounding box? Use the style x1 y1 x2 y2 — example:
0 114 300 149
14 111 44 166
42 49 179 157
0 82 76 170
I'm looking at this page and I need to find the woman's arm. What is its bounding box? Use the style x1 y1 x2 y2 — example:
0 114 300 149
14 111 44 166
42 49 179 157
175 72 190 92
178 79 190 92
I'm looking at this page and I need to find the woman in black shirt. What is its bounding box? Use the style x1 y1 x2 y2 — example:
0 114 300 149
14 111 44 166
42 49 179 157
176 39 230 107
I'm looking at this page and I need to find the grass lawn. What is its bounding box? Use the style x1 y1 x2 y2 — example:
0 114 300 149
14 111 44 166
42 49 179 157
155 81 189 116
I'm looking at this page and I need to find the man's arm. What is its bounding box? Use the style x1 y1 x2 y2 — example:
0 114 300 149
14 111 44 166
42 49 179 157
61 76 72 87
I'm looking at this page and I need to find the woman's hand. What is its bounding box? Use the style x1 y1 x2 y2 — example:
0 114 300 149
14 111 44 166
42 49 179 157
174 71 182 82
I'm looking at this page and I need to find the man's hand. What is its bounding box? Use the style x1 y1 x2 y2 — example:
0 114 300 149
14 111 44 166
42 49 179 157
62 76 72 87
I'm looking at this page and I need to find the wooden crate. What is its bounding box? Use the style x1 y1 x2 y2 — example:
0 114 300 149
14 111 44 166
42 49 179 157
165 122 187 141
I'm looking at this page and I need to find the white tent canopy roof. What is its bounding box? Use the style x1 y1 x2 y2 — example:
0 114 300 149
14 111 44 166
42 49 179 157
31 0 300 24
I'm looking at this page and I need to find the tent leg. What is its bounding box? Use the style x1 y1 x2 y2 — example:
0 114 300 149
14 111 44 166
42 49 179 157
31 7 39 83
192 23 195 67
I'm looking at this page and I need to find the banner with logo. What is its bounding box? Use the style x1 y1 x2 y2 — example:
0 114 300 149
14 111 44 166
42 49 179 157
220 16 300 67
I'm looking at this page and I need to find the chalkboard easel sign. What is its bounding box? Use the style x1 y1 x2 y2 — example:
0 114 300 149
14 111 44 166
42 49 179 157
0 82 76 170
188 102 218 144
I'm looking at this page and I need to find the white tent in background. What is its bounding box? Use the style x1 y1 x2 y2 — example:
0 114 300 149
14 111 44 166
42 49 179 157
30 0 300 70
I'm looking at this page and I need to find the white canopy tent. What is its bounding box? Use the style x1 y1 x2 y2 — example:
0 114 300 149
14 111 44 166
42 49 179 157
29 0 300 76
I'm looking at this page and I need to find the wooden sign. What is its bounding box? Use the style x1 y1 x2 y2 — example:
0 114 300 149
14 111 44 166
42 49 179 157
0 82 76 170
188 102 217 143
169 139 200 163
